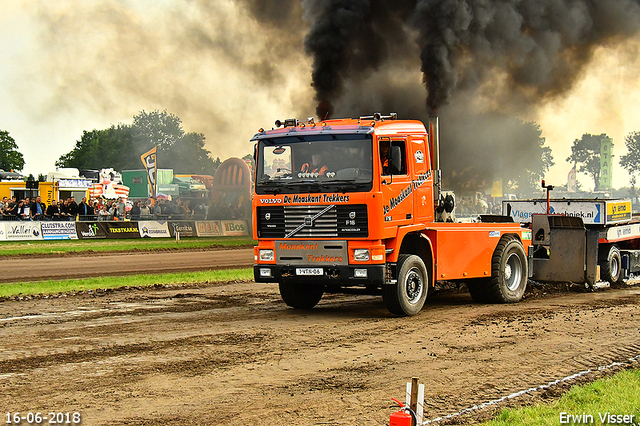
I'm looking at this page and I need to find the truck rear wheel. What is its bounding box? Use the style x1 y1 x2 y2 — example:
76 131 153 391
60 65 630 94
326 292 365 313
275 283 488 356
278 282 324 309
487 236 528 303
382 254 428 316
599 245 622 284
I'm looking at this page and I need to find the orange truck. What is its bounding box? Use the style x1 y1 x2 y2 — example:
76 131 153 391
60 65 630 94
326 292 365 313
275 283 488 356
252 113 532 315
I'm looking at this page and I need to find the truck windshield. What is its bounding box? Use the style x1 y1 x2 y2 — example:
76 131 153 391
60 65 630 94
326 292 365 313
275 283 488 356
256 134 373 194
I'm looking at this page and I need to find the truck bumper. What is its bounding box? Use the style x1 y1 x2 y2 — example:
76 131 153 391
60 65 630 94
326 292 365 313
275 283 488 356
254 264 385 286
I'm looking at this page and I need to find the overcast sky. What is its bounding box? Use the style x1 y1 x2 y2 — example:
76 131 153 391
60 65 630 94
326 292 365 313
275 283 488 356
1 0 639 190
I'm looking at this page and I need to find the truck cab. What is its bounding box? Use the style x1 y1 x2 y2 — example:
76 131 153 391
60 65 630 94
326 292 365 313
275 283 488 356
252 114 530 315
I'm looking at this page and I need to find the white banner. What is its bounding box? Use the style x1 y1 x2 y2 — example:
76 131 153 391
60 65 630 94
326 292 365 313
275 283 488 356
41 222 78 240
221 220 249 236
139 221 170 238
196 221 224 237
3 222 43 240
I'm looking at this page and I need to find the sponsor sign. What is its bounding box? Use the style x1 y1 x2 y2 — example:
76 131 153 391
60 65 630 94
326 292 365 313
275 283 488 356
41 222 78 240
76 222 108 239
0 226 5 241
104 222 140 239
3 222 43 240
139 221 170 238
606 223 640 241
196 221 224 237
58 178 92 188
606 200 632 222
168 221 197 237
502 199 632 225
221 220 248 236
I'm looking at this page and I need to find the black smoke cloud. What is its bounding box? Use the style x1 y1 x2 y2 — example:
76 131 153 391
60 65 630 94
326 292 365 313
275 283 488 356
302 0 415 118
301 0 640 114
413 0 640 111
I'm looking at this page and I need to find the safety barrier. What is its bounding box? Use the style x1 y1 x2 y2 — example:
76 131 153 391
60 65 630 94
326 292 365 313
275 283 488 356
0 220 249 241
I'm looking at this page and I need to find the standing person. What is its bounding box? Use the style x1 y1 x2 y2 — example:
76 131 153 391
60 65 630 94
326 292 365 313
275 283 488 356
46 200 60 220
116 198 126 220
87 199 96 219
59 199 71 220
77 197 90 220
67 197 78 220
152 200 161 218
98 205 111 221
7 199 21 219
0 196 8 219
29 196 46 221
129 200 141 220
139 201 150 218
20 198 31 220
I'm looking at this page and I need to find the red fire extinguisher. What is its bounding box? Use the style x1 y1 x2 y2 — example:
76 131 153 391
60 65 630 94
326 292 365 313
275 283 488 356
389 398 416 426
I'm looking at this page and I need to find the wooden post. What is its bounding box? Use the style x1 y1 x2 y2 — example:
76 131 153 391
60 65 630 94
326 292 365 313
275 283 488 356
410 376 419 425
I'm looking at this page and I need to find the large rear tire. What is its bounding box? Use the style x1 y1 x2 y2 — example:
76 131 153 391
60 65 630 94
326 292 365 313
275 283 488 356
487 236 528 303
382 254 428 316
279 282 324 309
599 245 622 284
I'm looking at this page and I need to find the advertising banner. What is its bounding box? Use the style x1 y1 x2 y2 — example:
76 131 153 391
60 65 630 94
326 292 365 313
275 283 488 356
41 222 78 240
503 199 632 225
139 221 170 238
168 221 197 237
221 220 249 236
76 222 108 239
599 137 613 190
3 222 43 241
140 146 157 197
0 225 5 240
104 222 140 239
196 221 224 237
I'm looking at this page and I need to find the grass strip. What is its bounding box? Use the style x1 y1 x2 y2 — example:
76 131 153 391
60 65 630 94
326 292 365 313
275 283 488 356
0 237 256 256
484 369 640 425
0 268 254 298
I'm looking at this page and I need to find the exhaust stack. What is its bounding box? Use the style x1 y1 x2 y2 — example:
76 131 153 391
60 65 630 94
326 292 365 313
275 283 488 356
428 116 442 205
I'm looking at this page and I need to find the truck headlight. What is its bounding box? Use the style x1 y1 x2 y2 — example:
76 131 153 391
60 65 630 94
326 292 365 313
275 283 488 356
353 249 370 261
259 249 274 261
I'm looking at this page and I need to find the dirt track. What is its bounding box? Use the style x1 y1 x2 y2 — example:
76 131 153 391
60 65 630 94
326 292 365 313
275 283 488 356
1 265 639 425
0 249 254 283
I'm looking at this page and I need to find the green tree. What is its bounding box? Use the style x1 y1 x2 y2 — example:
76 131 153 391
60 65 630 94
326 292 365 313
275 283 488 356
168 132 218 175
0 130 25 172
56 125 137 170
57 110 220 175
566 133 611 191
132 110 184 151
505 122 554 195
620 131 640 186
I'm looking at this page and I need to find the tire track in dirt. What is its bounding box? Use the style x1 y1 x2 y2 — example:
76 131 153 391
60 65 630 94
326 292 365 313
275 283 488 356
0 282 638 425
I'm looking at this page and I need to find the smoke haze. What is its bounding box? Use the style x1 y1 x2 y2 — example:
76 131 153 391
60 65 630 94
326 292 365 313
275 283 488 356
2 0 640 191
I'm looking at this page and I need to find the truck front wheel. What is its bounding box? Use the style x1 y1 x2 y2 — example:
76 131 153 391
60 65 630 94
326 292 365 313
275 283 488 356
278 282 324 309
488 236 528 303
382 254 428 316
599 245 622 284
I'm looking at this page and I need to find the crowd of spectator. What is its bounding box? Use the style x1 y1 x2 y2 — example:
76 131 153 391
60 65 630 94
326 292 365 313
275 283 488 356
0 195 230 221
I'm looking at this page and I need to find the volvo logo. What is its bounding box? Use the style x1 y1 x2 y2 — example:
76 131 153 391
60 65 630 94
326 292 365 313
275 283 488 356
349 211 356 219
265 213 271 220
304 216 312 226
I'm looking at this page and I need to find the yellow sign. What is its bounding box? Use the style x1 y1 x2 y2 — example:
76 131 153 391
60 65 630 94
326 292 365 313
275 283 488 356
606 200 631 222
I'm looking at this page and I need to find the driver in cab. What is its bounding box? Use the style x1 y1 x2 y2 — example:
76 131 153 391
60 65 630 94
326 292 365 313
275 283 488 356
301 153 328 176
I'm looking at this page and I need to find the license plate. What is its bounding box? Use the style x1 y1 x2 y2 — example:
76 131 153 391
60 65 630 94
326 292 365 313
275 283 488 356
296 268 323 276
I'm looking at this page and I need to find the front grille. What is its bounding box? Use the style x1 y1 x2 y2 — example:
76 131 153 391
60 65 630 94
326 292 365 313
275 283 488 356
257 204 368 238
